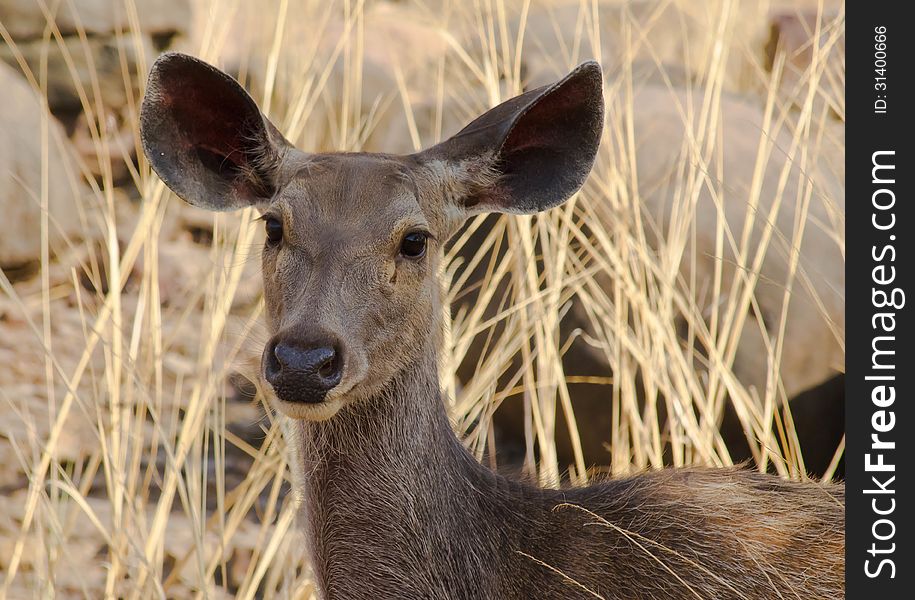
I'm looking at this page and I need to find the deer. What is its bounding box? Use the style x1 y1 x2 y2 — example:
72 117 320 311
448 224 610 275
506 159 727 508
139 52 844 599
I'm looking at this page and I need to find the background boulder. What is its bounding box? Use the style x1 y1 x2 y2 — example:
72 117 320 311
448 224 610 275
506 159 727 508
0 62 88 267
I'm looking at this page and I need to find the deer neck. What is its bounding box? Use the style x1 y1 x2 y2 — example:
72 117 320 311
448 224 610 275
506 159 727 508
284 345 490 596
290 345 459 473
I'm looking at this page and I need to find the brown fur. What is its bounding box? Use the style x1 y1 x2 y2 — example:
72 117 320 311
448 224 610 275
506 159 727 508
140 53 845 600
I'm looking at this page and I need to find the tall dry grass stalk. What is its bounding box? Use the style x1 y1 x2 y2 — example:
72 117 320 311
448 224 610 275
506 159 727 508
0 0 844 596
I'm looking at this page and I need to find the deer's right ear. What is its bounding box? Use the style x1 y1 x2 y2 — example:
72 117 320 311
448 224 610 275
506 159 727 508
140 53 291 211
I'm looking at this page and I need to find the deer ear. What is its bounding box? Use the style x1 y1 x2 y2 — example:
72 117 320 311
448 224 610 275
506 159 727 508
139 53 291 211
419 61 603 216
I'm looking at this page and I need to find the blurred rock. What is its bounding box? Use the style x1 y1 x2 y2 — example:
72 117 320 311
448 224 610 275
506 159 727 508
69 107 137 184
585 82 844 398
482 0 764 92
493 0 843 98
1 0 188 196
0 33 154 118
0 62 88 266
194 1 451 152
0 0 191 40
765 8 845 119
154 234 216 307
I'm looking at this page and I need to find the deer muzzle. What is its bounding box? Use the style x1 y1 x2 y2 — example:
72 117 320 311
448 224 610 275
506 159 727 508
263 336 344 404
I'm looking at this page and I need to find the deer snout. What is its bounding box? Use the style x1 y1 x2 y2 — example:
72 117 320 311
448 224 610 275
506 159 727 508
263 336 344 404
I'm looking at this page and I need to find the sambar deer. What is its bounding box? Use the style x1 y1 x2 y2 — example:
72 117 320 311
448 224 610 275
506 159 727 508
140 53 844 599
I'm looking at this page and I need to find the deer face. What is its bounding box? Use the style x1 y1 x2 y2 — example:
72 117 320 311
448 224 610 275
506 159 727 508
140 53 603 421
254 154 445 420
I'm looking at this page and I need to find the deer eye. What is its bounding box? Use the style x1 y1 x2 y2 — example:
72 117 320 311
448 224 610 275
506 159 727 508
264 217 283 244
399 231 427 259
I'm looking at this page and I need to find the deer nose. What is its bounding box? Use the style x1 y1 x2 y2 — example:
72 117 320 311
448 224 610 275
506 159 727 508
263 339 344 404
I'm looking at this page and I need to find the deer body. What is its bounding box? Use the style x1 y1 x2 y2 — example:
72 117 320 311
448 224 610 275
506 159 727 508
284 347 843 599
140 53 845 599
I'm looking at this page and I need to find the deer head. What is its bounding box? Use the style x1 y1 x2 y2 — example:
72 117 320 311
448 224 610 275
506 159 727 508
140 52 603 421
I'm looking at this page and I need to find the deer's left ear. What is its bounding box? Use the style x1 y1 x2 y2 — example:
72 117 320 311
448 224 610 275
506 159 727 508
417 61 603 216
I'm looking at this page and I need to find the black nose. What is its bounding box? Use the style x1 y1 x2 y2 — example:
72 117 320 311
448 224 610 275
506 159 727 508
263 339 343 404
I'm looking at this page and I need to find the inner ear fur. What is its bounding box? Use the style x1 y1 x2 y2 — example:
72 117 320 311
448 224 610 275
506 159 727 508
140 52 291 211
419 61 604 215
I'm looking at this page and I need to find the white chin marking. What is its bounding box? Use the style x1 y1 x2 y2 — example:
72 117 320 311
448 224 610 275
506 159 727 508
273 396 345 421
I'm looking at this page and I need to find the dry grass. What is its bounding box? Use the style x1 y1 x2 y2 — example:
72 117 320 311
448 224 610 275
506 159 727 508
0 0 844 597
